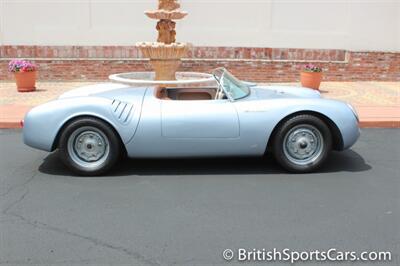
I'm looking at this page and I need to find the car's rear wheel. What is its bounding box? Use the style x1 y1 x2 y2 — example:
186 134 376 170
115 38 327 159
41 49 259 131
272 114 332 173
59 117 121 176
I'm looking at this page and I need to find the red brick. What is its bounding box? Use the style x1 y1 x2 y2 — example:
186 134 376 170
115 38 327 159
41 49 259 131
0 46 399 82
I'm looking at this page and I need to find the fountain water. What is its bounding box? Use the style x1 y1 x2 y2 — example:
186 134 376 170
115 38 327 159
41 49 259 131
109 0 214 87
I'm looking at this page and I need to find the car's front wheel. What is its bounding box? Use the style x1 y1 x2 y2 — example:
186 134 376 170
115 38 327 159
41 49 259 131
58 117 121 176
272 114 332 173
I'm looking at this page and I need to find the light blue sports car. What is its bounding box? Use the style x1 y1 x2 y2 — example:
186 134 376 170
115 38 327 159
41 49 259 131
23 68 360 175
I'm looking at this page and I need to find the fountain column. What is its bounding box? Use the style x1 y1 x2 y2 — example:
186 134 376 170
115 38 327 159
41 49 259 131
137 0 189 81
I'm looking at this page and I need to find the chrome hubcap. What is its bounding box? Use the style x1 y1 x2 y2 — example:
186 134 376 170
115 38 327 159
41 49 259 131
67 127 110 169
283 125 324 165
74 131 106 162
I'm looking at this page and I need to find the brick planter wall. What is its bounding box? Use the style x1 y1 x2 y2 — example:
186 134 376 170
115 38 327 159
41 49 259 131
1 46 399 81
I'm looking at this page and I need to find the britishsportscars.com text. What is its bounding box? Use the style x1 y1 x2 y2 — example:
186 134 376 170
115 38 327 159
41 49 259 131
222 248 392 263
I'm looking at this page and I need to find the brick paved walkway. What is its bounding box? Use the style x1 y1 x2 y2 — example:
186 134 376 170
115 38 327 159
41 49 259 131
0 81 399 128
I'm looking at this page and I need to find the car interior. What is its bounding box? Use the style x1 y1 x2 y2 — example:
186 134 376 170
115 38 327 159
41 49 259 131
155 87 227 100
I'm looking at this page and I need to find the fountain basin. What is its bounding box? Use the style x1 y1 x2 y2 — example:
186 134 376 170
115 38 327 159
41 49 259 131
109 72 216 87
137 42 189 59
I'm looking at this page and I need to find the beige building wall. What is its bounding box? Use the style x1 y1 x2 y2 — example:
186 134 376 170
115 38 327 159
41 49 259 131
0 0 399 51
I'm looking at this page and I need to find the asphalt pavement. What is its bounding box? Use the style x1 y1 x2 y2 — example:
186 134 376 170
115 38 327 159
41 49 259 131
0 129 399 266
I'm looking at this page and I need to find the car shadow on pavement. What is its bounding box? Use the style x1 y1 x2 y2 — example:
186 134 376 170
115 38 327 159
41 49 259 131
38 149 371 177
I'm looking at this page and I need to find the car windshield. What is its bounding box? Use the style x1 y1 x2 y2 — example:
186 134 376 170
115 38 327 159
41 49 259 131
212 68 250 100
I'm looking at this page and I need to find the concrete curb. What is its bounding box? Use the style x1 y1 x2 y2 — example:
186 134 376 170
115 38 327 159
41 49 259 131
359 121 400 128
0 122 23 129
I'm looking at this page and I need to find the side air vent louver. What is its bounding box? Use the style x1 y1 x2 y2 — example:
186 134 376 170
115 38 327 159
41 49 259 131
111 99 134 124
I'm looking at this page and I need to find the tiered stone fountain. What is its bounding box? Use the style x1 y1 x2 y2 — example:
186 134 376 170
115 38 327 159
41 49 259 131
109 0 214 86
137 0 188 80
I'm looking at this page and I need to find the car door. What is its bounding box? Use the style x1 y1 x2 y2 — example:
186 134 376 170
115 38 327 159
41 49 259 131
157 99 242 156
161 99 239 138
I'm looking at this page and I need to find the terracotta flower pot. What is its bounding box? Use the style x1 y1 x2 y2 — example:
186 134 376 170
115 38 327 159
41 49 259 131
14 71 37 92
300 72 323 90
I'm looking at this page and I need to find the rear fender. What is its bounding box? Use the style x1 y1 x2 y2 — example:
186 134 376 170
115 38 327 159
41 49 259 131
23 96 142 151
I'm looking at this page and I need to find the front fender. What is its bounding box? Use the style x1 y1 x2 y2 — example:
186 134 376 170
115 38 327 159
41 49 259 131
235 98 360 154
280 100 360 150
272 99 360 150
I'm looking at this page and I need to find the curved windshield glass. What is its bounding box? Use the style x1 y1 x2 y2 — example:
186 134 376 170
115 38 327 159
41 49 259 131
212 68 250 100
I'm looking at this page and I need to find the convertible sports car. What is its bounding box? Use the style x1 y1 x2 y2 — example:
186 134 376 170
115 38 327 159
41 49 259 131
23 68 360 175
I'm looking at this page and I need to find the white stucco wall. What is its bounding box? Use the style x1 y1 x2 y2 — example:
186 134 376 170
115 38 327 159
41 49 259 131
0 0 399 51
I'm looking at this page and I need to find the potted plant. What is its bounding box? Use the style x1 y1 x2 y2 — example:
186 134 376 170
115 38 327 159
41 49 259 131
8 59 38 92
300 64 323 90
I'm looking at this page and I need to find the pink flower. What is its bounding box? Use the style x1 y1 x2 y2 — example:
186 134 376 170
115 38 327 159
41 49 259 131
303 64 322 73
8 59 37 73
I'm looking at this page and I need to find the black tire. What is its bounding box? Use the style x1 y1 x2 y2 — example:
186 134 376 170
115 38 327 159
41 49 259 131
272 114 332 173
58 117 122 176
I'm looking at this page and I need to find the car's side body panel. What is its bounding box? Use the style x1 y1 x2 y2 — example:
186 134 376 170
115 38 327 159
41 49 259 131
125 89 245 158
125 87 359 158
23 87 147 151
161 99 240 139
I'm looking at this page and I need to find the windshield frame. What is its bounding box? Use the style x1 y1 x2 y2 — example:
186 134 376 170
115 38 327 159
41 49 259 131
212 68 251 101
